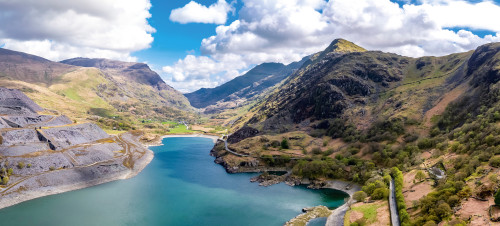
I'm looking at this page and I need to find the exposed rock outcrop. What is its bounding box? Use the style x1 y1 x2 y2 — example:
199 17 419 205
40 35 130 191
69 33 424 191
0 87 153 209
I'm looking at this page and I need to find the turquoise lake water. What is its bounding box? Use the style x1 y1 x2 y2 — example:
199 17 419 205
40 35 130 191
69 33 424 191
0 137 348 226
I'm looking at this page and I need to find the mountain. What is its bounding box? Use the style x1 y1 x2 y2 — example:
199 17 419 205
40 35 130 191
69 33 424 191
185 57 309 111
60 57 191 111
234 38 467 133
0 48 195 132
210 39 500 225
0 48 76 84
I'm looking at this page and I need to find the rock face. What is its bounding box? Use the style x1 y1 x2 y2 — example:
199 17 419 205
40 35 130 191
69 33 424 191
0 87 44 115
227 126 260 144
0 87 153 209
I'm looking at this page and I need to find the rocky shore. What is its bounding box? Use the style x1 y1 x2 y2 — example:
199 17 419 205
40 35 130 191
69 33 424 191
208 138 362 226
0 132 153 210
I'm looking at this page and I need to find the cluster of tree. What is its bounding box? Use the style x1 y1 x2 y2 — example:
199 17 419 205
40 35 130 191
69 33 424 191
361 175 390 200
291 154 378 183
288 82 500 225
260 154 292 167
413 180 468 224
324 117 407 143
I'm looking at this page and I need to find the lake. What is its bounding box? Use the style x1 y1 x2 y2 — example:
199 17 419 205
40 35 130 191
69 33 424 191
0 137 348 226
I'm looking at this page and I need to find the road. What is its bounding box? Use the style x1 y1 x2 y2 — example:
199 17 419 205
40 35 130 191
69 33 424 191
389 178 401 226
219 138 249 157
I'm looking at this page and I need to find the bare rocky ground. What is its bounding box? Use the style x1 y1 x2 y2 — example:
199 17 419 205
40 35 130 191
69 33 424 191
0 87 153 209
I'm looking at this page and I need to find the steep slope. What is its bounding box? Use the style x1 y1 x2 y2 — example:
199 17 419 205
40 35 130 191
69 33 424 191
235 38 469 134
185 57 309 111
0 48 76 84
0 48 195 133
60 58 191 109
210 40 500 225
0 87 153 209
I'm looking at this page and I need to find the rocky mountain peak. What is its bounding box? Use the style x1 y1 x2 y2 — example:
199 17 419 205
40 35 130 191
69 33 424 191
324 39 367 54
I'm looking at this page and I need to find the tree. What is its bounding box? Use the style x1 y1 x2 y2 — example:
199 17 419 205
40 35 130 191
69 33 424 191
372 187 389 200
415 170 426 182
435 203 452 219
353 191 367 202
495 189 500 206
280 138 289 149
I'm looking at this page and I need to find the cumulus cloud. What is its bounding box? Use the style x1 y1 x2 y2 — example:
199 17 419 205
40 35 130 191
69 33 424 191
163 0 500 92
170 0 234 24
0 0 155 61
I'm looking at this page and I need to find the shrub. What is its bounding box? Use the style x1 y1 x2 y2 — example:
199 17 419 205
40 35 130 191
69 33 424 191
490 156 500 168
353 191 367 202
372 187 389 200
2 176 9 185
495 189 500 206
281 138 290 149
49 166 56 171
323 148 334 156
312 147 322 155
17 161 25 169
7 168 13 176
27 163 32 168
418 138 434 149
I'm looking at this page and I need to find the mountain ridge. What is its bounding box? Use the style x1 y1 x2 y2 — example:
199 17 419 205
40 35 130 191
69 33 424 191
185 57 310 111
0 48 195 133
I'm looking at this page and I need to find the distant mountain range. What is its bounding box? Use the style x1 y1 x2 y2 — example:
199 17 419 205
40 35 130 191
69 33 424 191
185 57 309 113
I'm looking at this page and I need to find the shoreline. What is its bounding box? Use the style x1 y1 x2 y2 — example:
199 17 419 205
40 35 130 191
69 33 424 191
324 181 361 226
208 139 360 225
146 133 220 147
0 133 154 210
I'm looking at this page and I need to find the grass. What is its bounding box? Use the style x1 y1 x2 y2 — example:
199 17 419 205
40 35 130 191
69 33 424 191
345 202 385 225
167 124 193 134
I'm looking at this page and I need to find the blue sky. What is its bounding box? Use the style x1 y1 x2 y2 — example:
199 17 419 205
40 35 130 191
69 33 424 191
1 0 500 92
136 0 500 69
133 0 234 69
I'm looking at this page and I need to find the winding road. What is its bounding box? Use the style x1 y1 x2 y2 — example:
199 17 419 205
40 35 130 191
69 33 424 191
219 138 249 157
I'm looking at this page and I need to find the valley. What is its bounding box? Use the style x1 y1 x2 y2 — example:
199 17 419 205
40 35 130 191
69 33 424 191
1 38 500 226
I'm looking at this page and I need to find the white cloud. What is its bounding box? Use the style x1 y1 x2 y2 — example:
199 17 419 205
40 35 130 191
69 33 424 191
163 0 500 93
0 0 155 61
170 0 234 24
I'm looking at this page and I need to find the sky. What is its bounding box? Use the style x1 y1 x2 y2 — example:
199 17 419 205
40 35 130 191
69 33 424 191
1 0 500 93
